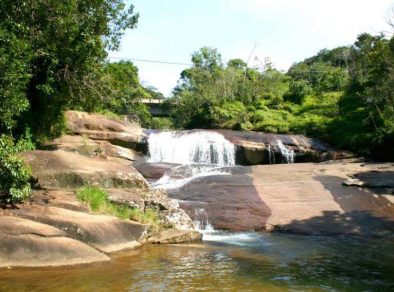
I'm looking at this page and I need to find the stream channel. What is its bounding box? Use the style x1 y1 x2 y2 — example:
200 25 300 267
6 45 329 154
1 131 393 291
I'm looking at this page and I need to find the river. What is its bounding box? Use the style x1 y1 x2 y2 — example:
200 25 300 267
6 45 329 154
1 232 393 291
1 130 392 291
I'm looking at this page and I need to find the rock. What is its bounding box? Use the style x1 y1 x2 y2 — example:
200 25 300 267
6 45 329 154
12 204 148 253
30 189 90 213
134 162 180 179
343 170 394 188
146 189 195 230
213 129 353 165
168 162 394 236
107 188 147 210
65 110 146 151
108 188 195 231
0 215 66 237
44 135 144 162
22 150 149 189
168 173 272 231
253 163 394 236
148 229 202 244
0 216 109 267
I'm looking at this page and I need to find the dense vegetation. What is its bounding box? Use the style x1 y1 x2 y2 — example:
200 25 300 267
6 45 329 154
0 0 150 201
170 34 394 160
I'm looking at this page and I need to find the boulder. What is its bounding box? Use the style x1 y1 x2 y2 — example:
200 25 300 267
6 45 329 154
44 135 144 162
0 216 109 267
22 150 149 189
108 188 195 231
65 110 146 151
134 162 180 179
148 229 202 244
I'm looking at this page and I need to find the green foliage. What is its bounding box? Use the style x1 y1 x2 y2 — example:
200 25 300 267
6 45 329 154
0 0 139 141
0 29 31 132
0 135 33 203
284 80 312 104
251 104 295 133
212 101 248 129
170 34 394 161
76 186 160 225
148 117 175 130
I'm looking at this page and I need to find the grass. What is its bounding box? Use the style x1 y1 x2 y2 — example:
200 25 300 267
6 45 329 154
76 186 160 226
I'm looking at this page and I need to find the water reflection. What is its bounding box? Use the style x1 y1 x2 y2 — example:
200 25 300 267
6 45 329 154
0 233 393 292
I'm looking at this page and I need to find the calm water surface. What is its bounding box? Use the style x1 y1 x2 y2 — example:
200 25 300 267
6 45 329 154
0 232 393 292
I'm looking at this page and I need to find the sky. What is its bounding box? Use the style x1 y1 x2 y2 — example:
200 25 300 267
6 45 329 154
109 0 394 96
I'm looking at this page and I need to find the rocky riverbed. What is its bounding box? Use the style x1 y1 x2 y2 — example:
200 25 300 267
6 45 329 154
1 110 393 268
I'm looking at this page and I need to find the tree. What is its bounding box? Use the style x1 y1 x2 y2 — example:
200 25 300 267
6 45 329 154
0 0 139 140
0 29 31 133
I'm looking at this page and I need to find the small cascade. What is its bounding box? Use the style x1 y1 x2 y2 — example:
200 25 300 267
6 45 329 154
267 145 276 164
147 131 235 166
277 140 294 163
193 208 214 232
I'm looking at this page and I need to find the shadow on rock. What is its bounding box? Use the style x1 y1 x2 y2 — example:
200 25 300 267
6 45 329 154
168 168 272 231
277 175 394 237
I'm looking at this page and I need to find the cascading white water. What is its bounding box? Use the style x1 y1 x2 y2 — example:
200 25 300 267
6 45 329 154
151 164 231 190
277 140 294 163
148 131 236 166
193 208 214 231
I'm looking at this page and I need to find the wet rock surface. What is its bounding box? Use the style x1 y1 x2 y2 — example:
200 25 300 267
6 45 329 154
214 129 353 165
134 162 180 179
168 172 272 231
148 229 202 244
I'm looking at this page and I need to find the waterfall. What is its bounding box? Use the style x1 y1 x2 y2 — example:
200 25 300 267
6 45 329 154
277 140 294 163
147 131 236 166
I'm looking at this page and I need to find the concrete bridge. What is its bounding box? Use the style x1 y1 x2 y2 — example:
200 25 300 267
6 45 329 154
140 99 170 117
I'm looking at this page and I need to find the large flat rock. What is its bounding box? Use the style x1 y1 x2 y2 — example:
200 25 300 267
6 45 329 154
0 216 109 267
252 163 394 236
65 110 146 150
168 162 394 236
22 150 149 189
13 204 148 253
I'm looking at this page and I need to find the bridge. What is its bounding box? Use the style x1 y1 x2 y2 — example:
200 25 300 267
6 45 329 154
140 98 170 117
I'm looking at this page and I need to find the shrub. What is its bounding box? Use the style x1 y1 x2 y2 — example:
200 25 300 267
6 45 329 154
148 117 174 130
0 135 33 203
